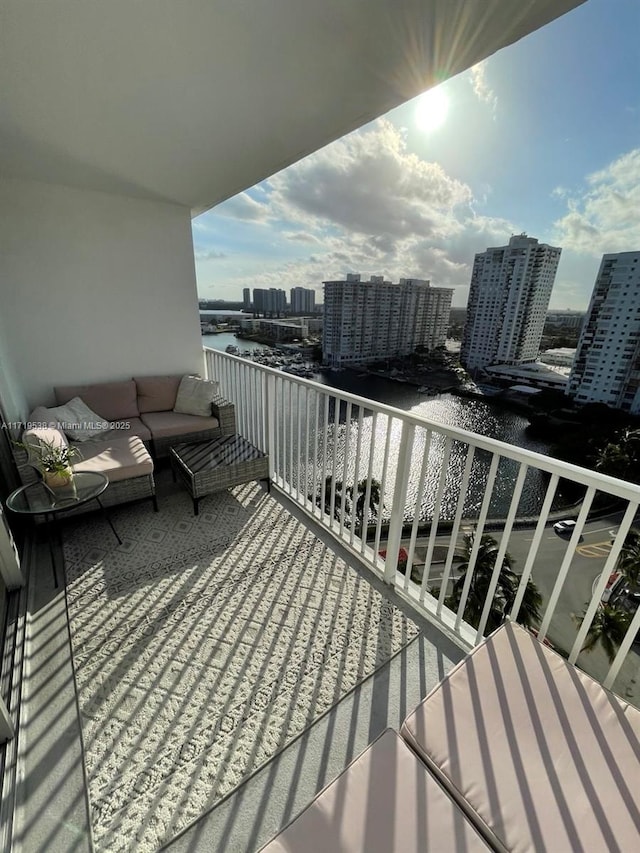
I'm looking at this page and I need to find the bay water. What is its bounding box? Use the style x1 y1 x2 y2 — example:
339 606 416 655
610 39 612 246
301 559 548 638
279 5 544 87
203 335 554 519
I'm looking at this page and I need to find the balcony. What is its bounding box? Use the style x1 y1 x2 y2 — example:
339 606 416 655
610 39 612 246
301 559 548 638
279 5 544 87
5 445 467 852
3 347 640 850
1 1 607 847
205 348 640 694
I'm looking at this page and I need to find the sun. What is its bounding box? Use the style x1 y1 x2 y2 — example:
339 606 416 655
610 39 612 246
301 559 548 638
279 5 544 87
414 87 449 133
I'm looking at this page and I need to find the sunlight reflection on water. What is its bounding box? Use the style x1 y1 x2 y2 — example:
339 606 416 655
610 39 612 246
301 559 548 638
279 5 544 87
278 386 553 522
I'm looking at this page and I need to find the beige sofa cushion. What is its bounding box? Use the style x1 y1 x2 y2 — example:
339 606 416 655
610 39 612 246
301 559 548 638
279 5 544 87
259 729 491 853
139 410 219 440
96 417 152 444
134 374 182 413
400 621 640 853
72 435 153 482
55 379 139 421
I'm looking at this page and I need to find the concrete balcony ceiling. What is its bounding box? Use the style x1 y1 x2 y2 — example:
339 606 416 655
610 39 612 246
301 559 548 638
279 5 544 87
1 0 584 215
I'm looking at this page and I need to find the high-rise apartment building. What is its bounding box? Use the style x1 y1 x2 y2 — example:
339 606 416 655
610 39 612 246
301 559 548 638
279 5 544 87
567 251 640 412
243 288 251 311
461 235 561 372
290 287 316 315
322 274 453 367
253 287 286 317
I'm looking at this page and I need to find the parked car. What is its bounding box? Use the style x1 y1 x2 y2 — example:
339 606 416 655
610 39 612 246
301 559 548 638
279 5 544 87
553 520 577 535
602 571 624 603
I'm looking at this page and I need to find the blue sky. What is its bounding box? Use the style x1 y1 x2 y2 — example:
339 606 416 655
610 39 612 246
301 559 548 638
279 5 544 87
193 0 640 309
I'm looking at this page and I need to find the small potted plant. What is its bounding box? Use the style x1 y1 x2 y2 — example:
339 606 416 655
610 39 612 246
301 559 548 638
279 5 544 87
16 438 81 490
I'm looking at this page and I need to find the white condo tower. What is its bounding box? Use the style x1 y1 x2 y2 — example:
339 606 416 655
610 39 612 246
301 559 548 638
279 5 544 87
461 235 561 372
322 274 453 367
568 251 640 412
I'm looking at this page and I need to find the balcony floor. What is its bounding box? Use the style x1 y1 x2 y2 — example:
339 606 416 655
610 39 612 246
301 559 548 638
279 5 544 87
8 470 465 853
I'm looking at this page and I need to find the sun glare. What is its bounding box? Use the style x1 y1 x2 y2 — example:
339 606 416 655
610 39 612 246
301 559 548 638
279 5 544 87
414 88 449 133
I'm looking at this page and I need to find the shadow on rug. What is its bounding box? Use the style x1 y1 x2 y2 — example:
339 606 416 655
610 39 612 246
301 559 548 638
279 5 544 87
63 483 420 852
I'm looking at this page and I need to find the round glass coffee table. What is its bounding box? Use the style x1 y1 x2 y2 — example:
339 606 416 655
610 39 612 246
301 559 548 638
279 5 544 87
6 471 121 587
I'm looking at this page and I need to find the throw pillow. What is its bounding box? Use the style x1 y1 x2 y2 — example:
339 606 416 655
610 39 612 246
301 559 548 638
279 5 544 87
45 396 111 441
173 376 219 417
23 406 69 447
21 406 70 468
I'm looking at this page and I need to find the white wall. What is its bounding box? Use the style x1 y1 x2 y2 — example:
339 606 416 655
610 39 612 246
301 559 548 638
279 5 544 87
0 317 28 494
0 317 28 424
0 178 203 412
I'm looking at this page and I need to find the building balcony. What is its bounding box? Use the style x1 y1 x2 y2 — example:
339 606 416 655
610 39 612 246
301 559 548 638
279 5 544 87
3 346 639 851
203 350 640 702
1 1 604 846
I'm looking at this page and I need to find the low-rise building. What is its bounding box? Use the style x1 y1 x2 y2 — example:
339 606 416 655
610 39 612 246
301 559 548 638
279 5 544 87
539 347 576 368
484 362 569 391
545 310 584 329
259 318 309 341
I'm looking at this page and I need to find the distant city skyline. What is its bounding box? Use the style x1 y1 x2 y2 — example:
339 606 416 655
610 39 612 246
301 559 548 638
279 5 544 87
192 0 639 310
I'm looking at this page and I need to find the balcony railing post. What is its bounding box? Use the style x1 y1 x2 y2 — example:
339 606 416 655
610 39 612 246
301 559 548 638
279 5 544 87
202 347 211 381
264 371 277 482
383 422 415 584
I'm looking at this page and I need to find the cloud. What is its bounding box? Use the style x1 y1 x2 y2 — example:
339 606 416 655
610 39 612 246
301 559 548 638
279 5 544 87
553 148 640 254
283 231 322 244
196 118 522 304
470 62 497 117
195 249 227 260
267 119 472 243
215 192 269 222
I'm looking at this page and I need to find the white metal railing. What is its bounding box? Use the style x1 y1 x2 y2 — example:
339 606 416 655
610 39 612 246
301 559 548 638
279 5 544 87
204 347 640 696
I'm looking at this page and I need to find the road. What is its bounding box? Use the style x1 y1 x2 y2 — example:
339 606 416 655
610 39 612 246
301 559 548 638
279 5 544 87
402 510 640 704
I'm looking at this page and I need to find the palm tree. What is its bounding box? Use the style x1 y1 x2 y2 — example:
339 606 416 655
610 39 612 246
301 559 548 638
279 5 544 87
595 427 640 482
447 533 542 635
316 476 348 520
573 603 632 664
346 478 383 536
618 528 640 587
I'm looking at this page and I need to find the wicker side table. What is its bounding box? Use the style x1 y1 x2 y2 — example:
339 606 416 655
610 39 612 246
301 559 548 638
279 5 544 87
169 435 270 515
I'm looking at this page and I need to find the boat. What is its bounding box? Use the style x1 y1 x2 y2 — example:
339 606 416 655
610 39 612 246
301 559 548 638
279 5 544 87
225 344 239 354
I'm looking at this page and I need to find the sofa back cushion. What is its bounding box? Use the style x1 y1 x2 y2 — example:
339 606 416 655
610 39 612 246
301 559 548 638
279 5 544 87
134 375 183 413
55 380 139 421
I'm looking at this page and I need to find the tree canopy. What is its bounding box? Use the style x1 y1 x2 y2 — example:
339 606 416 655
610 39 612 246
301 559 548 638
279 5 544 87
446 533 541 635
573 604 632 664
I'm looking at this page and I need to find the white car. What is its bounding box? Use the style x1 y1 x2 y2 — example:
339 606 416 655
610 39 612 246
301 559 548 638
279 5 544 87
553 520 577 534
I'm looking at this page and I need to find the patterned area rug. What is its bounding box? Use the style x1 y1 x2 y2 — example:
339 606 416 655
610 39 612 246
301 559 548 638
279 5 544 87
63 483 420 852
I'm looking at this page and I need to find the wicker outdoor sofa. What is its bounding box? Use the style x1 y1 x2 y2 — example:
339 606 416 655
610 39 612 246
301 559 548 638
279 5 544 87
12 374 236 511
